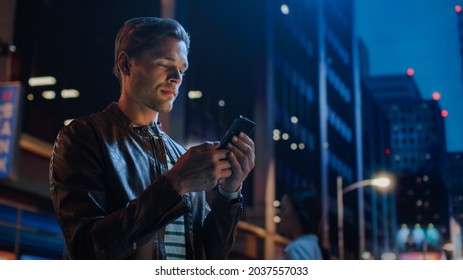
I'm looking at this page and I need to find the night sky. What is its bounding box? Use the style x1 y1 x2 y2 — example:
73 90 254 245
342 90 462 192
356 0 463 152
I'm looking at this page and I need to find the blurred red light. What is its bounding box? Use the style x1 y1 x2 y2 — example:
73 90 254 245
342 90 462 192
407 68 415 76
385 148 391 156
432 92 441 101
456 5 462 13
441 110 448 118
2 92 12 101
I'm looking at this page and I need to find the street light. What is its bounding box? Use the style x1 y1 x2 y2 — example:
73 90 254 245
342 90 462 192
337 175 391 259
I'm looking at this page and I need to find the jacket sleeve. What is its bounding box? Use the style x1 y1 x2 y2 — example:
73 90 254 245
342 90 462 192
49 121 189 259
202 193 243 259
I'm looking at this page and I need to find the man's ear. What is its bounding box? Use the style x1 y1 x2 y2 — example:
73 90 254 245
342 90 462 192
117 52 131 76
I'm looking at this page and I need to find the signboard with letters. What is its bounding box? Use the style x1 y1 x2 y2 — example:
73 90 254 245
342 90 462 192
0 82 23 181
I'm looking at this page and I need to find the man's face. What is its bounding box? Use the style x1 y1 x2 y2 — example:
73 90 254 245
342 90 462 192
125 37 188 113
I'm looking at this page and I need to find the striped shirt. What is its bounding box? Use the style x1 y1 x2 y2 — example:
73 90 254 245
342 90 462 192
143 124 187 260
165 216 186 259
164 156 186 260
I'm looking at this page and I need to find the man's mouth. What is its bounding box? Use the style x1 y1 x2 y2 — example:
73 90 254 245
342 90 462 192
160 89 177 98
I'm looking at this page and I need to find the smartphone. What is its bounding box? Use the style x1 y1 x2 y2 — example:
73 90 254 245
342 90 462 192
218 115 255 149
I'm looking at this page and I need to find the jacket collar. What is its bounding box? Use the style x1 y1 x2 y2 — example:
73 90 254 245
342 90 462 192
104 102 164 134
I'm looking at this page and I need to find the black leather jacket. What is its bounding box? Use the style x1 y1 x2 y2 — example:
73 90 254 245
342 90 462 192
49 103 243 259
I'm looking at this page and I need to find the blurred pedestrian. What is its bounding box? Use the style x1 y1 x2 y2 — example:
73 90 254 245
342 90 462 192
279 189 323 260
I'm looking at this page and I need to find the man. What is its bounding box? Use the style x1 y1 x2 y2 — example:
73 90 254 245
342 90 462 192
49 17 255 260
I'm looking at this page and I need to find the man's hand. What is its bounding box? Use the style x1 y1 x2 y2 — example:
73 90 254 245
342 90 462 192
165 141 232 195
221 132 255 193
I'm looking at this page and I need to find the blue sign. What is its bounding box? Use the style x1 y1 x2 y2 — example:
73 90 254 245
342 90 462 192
0 82 23 181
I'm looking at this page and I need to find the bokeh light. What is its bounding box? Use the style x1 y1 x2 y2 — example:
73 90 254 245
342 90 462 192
280 4 289 15
406 68 415 76
441 109 449 118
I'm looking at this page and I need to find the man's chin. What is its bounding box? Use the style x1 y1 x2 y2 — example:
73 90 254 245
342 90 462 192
150 102 174 113
158 105 174 113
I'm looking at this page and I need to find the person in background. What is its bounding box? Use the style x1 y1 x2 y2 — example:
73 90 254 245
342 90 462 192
49 17 255 259
279 189 323 260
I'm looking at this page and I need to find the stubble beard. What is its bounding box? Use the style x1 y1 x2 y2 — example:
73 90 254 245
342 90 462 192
150 96 175 113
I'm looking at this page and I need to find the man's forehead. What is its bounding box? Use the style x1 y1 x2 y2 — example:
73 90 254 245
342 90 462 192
147 37 187 52
142 40 189 67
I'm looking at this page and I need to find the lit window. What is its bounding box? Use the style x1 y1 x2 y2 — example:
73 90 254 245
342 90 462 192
41 91 56 100
273 129 281 141
188 90 202 99
28 76 57 87
61 89 80 99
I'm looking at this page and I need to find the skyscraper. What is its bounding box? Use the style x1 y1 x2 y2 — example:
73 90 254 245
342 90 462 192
364 74 449 258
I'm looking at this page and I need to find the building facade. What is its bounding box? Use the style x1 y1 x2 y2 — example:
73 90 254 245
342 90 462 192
364 74 449 258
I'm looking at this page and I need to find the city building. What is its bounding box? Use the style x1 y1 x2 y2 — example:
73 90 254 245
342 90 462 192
358 38 396 260
446 152 463 226
364 74 449 259
361 82 394 259
444 152 463 258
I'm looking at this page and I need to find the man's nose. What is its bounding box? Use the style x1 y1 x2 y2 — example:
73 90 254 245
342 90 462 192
168 68 182 84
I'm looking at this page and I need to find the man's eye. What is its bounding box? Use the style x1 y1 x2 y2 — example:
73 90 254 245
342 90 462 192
158 63 168 69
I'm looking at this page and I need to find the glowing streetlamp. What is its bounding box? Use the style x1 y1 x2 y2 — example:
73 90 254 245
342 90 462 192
337 176 392 259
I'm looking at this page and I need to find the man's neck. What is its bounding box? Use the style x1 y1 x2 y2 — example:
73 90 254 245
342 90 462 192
117 95 158 126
